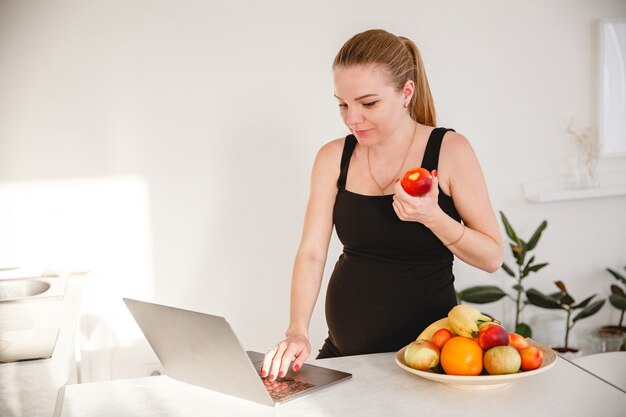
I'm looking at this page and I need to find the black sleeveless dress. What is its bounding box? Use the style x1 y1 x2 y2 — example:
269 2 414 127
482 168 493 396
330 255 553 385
317 127 462 358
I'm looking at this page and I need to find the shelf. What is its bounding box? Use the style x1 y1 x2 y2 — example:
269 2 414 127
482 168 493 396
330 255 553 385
522 178 626 203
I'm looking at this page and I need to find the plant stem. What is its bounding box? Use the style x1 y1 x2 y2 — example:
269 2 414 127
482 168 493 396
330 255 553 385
515 266 522 328
564 308 572 350
620 309 625 328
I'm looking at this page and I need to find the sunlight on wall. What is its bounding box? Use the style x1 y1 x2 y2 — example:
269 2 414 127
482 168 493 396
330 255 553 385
0 176 153 358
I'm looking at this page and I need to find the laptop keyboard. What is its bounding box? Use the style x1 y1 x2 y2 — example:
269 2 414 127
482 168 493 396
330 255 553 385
261 376 315 401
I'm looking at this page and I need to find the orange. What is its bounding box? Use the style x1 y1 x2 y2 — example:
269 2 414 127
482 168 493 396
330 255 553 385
440 336 483 376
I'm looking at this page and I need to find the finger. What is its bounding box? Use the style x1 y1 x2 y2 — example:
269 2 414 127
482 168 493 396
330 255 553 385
392 195 401 212
261 347 277 378
292 349 308 372
278 346 298 378
269 343 287 381
392 198 407 221
293 339 312 372
430 170 439 194
394 178 403 194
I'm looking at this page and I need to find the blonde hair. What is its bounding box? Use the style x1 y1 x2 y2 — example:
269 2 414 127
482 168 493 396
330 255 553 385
333 29 436 127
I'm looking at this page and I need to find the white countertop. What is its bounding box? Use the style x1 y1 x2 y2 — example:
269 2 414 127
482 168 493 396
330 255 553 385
55 350 626 417
0 275 84 417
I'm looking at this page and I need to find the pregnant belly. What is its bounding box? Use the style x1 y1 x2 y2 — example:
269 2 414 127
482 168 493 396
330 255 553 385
324 254 457 356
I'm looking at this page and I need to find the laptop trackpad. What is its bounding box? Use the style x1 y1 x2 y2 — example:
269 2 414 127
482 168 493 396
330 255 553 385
246 350 352 386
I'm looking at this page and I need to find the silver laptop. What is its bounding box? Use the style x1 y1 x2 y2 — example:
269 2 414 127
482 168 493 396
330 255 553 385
123 298 351 406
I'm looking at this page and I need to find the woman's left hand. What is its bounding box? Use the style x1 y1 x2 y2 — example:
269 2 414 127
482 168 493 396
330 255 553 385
392 169 441 226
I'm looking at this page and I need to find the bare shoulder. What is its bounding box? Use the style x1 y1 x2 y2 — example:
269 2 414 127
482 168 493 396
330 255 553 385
315 137 346 167
318 137 345 156
437 131 483 195
309 137 346 195
441 131 475 156
439 130 480 169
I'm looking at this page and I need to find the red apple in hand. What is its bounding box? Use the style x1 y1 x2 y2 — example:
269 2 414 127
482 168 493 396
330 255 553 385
401 167 432 197
404 339 440 371
476 323 509 350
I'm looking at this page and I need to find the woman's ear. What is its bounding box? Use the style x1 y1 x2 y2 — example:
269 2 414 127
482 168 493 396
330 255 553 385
403 79 415 106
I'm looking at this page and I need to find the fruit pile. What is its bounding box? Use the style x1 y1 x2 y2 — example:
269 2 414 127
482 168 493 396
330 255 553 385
404 305 544 376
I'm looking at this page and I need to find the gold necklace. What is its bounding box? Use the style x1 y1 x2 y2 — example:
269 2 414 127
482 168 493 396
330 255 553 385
367 124 418 195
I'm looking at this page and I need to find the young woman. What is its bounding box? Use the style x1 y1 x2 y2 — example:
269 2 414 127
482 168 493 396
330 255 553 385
261 29 503 381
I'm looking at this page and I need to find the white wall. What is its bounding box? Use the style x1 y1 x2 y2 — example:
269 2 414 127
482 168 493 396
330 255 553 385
1 0 625 378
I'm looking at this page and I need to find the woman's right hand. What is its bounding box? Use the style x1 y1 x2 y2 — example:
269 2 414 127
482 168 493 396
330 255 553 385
261 333 311 381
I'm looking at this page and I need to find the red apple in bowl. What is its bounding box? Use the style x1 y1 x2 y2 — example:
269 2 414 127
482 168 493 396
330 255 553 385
400 167 432 197
431 328 454 350
404 339 440 371
508 332 530 351
476 323 509 350
519 346 543 371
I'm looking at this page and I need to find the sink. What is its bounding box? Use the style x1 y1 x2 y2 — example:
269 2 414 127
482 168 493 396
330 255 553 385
0 280 51 300
0 276 66 302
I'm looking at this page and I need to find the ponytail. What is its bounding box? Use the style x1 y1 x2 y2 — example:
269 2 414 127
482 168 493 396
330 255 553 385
399 37 436 127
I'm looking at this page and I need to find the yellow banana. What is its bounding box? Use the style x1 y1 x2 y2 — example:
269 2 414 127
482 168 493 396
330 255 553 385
416 317 456 341
447 305 499 338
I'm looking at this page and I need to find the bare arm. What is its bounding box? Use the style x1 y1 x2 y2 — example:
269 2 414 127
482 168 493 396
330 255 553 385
392 132 503 272
261 139 342 380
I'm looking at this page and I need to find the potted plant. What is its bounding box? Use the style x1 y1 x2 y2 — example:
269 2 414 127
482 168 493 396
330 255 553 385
598 266 626 350
526 280 605 354
457 211 548 338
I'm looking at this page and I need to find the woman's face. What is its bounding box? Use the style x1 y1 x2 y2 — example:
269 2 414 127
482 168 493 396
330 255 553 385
333 64 411 147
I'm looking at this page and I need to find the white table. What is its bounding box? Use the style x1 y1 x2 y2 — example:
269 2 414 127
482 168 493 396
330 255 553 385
55 351 626 417
572 351 626 391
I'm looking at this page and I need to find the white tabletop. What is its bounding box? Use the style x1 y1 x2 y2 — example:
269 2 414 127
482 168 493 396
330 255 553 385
55 351 626 417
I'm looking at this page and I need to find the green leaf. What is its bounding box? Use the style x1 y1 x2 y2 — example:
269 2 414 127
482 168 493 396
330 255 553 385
515 322 532 338
527 263 549 274
573 294 596 310
607 268 626 286
573 299 606 322
512 284 524 292
609 294 626 311
523 256 536 271
502 263 515 277
500 211 519 243
526 288 564 309
526 220 548 251
549 291 564 301
457 286 507 303
611 285 625 297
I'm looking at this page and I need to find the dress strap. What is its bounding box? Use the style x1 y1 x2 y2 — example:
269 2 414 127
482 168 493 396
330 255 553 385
337 134 358 190
421 127 455 171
